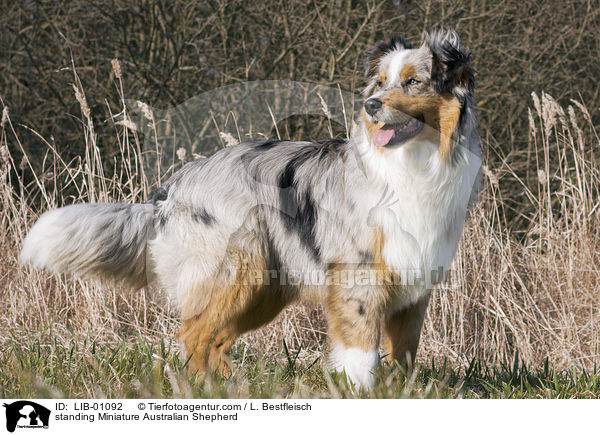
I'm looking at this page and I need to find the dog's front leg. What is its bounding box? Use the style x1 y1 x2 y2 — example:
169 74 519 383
383 293 430 370
326 270 388 391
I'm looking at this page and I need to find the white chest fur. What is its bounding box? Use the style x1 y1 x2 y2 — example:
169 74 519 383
361 136 481 311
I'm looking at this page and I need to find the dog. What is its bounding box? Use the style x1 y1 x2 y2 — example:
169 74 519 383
20 30 481 390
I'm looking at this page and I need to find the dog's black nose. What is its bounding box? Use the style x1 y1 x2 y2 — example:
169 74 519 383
364 98 382 116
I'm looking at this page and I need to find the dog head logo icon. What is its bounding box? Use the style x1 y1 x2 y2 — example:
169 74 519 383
3 401 50 432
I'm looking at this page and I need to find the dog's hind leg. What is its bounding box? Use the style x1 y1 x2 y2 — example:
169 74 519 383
178 307 228 374
206 286 295 375
178 287 294 376
176 254 260 374
177 251 294 376
383 294 430 370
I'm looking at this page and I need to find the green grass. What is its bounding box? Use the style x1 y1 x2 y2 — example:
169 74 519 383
2 335 599 399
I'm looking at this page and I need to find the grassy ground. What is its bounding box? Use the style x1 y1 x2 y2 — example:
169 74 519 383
3 335 600 399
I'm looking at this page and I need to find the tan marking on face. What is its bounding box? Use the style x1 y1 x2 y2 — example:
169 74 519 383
378 71 387 85
400 64 416 82
380 90 462 162
437 96 462 161
362 110 386 153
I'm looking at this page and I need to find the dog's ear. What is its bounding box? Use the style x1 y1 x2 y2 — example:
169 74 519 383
364 34 412 77
427 31 473 94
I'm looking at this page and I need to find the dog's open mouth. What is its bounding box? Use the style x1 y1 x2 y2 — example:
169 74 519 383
373 115 424 147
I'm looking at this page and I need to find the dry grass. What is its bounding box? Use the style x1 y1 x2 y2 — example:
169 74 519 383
1 73 600 390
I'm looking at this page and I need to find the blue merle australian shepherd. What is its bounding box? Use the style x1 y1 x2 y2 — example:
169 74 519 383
21 30 481 390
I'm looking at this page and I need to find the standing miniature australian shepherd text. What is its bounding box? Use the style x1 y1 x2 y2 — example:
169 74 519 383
21 30 481 390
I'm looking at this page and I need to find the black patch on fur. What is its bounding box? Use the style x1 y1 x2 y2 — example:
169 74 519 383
429 39 474 94
191 207 216 226
148 187 168 204
365 34 413 77
456 93 475 137
253 138 283 151
316 138 346 147
359 250 374 265
358 305 365 316
315 138 347 161
278 148 322 262
158 212 169 229
275 139 346 262
240 139 287 184
242 138 346 186
263 222 284 285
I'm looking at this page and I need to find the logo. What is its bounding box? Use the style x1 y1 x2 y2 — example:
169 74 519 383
3 401 50 432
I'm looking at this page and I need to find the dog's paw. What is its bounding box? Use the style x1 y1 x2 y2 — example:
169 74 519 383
329 343 379 391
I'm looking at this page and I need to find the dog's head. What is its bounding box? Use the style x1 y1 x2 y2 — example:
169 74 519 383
362 30 474 162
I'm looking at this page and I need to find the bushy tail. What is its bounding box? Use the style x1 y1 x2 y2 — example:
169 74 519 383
20 203 155 288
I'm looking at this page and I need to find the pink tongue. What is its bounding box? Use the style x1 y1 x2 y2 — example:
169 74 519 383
373 128 394 147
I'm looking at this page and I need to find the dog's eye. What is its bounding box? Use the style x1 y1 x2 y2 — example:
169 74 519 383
406 78 421 86
375 80 383 88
